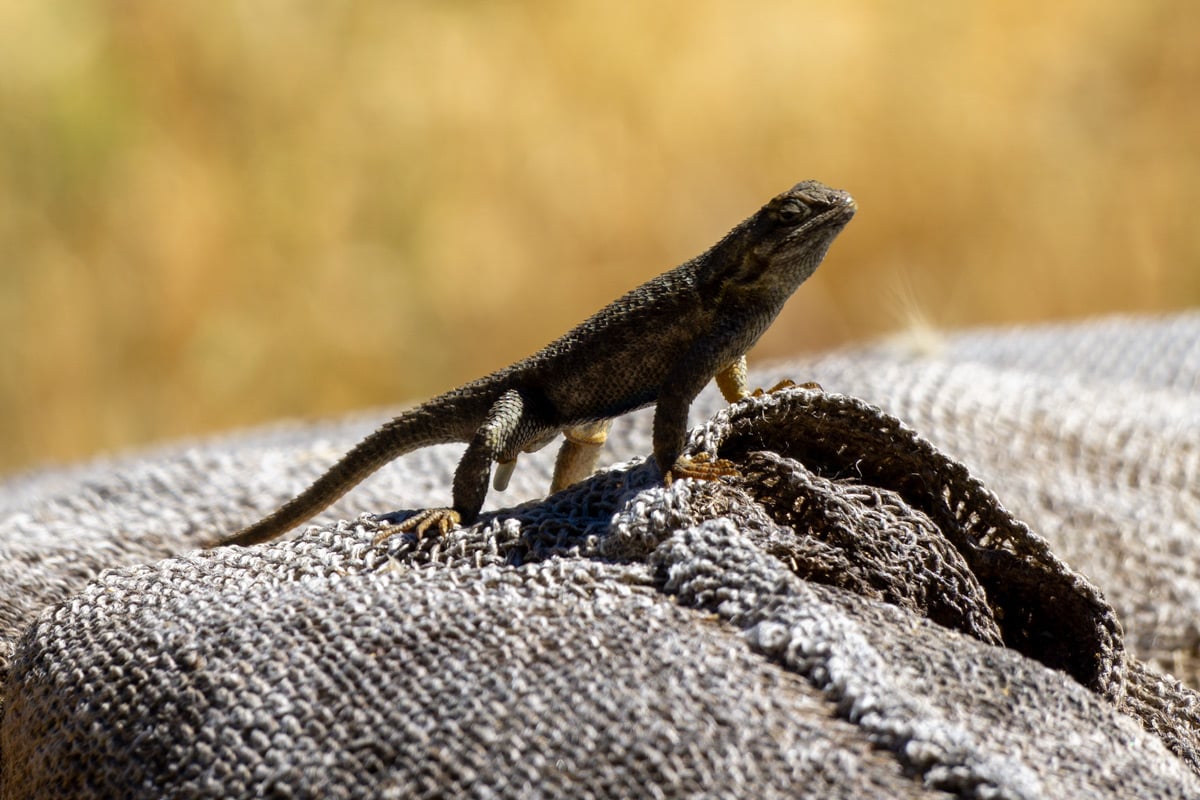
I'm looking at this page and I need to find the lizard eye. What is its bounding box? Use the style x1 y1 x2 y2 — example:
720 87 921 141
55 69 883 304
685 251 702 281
775 200 812 226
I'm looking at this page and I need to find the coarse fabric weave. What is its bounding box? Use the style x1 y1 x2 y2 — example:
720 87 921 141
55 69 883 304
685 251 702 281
2 312 1200 798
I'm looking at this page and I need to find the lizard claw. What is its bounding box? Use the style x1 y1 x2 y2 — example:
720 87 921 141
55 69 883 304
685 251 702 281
666 452 740 485
374 507 461 544
750 378 822 397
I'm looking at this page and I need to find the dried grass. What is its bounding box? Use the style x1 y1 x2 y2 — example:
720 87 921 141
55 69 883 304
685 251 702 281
1 1 1197 473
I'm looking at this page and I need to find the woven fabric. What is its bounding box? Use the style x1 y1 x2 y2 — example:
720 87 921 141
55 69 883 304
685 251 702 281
2 312 1200 798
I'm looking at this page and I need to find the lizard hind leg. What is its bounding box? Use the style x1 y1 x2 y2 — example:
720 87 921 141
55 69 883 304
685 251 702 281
374 507 461 543
377 389 533 545
494 428 560 492
549 419 611 493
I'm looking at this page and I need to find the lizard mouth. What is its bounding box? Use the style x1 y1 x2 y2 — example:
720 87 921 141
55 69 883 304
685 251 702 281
806 193 856 230
781 193 856 250
753 189 855 286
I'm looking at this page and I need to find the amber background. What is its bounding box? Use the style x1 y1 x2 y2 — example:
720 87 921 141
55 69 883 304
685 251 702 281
2 1 1198 475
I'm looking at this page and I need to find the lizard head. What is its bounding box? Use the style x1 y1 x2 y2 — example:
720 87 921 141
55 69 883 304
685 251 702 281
747 180 856 291
700 180 856 302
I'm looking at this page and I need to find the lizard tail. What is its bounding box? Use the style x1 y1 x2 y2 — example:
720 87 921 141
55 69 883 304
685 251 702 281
219 403 470 547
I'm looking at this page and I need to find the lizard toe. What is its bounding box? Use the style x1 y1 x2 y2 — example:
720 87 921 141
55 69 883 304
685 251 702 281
374 508 462 544
750 379 823 397
668 452 740 483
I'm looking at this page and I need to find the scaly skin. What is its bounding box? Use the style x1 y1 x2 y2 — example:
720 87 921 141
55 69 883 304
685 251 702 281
219 181 856 546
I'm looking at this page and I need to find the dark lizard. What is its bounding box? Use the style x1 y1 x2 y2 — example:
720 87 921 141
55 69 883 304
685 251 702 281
219 180 855 546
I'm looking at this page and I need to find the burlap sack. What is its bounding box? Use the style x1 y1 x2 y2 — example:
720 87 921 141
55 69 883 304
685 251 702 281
3 313 1198 798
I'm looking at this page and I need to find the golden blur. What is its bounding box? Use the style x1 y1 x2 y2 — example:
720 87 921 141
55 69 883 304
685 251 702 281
2 1 1197 474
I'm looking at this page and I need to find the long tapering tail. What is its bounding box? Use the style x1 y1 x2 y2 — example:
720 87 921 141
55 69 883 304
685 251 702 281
218 401 473 547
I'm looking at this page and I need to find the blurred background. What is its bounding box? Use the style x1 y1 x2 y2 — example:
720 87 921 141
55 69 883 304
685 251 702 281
1 1 1197 476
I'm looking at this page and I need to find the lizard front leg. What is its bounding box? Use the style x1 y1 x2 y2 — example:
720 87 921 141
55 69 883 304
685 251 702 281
378 389 531 540
653 346 739 484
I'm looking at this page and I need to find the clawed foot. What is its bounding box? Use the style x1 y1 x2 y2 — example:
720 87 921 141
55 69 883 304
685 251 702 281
665 452 740 485
750 378 822 398
373 507 461 544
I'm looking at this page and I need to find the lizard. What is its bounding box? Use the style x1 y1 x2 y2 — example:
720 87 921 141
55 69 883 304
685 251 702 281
218 180 856 547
